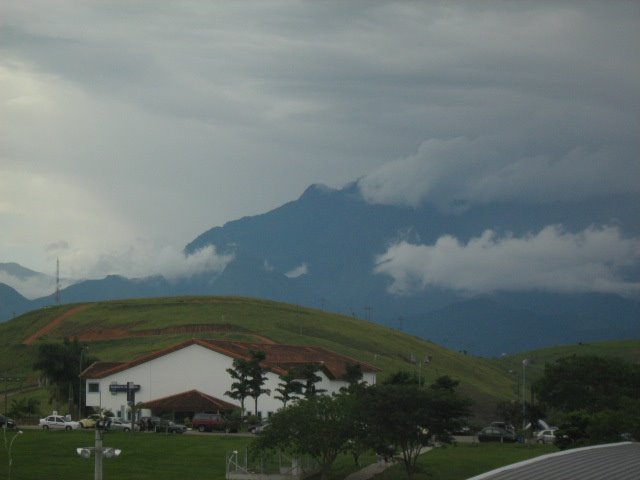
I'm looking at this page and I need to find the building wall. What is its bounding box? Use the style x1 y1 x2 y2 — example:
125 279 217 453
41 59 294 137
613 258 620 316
85 344 374 419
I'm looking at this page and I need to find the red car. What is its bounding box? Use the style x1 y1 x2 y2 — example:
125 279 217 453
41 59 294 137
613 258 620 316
192 413 227 432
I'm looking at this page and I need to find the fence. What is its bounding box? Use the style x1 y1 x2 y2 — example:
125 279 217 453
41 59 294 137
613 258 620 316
225 449 319 480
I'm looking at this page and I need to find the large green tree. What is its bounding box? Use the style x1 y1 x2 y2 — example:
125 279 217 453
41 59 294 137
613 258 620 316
33 338 95 413
535 355 639 413
361 381 470 479
535 355 640 447
253 394 353 480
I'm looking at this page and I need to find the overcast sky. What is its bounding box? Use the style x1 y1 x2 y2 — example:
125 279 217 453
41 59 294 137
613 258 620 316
1 1 639 295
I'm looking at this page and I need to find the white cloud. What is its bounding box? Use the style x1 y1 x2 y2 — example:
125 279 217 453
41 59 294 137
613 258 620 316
0 243 233 298
285 263 308 278
0 1 638 280
359 137 640 211
0 272 59 299
374 225 640 297
83 244 234 281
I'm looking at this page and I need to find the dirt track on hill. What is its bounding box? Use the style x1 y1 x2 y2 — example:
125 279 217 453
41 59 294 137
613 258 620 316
22 304 91 345
21 304 276 345
77 324 276 343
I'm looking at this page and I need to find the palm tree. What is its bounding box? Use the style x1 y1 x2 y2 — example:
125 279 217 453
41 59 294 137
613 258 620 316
247 350 270 416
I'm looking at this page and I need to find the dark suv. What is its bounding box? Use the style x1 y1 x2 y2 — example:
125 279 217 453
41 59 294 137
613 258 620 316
192 412 227 432
0 415 16 429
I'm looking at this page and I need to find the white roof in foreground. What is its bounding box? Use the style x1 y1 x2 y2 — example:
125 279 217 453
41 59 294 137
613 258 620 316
467 442 640 480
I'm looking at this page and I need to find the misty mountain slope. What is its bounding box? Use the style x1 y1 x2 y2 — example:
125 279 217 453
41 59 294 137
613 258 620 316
0 262 48 280
0 282 30 321
186 183 640 318
408 298 575 357
2 184 638 356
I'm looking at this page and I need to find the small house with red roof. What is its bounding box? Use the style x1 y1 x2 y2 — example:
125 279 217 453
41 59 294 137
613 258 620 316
80 338 378 421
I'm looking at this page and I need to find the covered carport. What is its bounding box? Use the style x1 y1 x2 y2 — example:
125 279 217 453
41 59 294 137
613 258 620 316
141 389 238 423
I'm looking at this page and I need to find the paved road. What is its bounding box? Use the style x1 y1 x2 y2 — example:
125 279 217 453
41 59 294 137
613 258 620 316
345 448 432 480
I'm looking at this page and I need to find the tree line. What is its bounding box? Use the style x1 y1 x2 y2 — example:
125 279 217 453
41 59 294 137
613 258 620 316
229 354 471 480
534 354 640 448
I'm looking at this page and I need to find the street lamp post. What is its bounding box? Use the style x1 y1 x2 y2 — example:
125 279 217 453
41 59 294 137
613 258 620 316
4 426 23 480
522 358 529 432
76 424 121 480
78 346 88 419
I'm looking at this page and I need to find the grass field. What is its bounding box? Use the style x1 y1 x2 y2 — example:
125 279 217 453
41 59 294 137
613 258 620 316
2 429 252 480
374 443 558 480
1 429 559 480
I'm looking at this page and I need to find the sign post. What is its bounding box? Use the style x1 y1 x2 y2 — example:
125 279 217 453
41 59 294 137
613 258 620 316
127 382 136 432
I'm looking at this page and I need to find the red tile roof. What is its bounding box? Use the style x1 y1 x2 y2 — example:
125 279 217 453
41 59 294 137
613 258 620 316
141 389 238 412
80 338 379 380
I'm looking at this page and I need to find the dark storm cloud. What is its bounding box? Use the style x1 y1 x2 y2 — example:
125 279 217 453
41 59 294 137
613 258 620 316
1 1 638 282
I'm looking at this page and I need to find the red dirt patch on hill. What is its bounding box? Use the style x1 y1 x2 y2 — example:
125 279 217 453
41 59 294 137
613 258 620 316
21 304 277 345
22 304 92 345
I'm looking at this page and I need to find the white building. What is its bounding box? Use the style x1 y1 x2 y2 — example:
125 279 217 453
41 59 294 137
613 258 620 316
80 338 378 420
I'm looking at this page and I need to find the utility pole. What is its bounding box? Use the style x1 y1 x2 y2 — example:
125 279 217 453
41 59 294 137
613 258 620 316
522 358 529 432
55 257 61 305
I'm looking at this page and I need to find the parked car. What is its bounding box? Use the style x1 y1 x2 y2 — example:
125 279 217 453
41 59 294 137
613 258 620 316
490 421 515 433
107 418 139 432
452 425 472 435
39 415 81 430
138 416 161 431
478 426 517 443
155 420 187 434
79 414 102 428
0 414 16 429
249 420 269 435
192 412 226 432
536 429 557 444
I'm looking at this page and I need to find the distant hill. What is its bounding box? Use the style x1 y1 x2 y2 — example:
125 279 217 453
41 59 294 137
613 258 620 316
1 183 638 356
0 282 30 321
2 296 637 423
495 338 640 388
407 295 640 357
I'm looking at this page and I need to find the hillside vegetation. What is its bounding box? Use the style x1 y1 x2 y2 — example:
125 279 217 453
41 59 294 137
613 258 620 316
494 338 640 388
2 296 637 422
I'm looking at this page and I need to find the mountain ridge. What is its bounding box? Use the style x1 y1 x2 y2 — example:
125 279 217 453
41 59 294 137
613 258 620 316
1 183 638 356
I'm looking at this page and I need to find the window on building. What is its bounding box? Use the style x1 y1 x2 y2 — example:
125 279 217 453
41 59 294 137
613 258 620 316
88 383 100 393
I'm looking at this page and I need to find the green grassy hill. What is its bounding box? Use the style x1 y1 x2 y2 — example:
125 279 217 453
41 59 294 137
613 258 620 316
2 296 637 423
494 338 640 390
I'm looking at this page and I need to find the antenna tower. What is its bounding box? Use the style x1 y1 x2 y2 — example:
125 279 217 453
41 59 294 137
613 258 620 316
55 257 60 305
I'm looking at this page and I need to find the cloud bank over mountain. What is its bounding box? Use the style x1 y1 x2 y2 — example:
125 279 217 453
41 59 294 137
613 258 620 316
1 2 638 277
0 245 233 299
375 225 640 297
86 244 234 281
359 136 639 211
